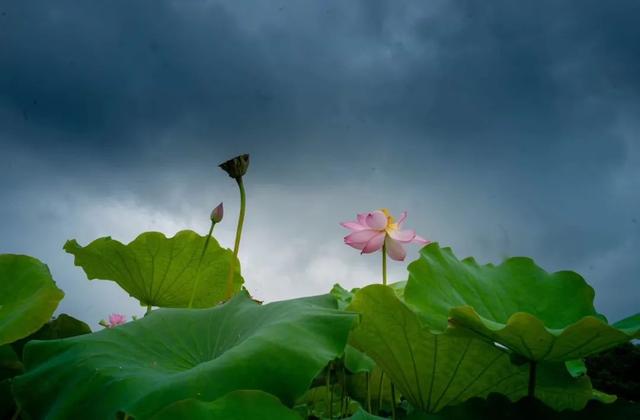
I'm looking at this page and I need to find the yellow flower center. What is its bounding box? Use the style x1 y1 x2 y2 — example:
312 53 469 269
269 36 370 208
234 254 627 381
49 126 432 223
380 208 398 233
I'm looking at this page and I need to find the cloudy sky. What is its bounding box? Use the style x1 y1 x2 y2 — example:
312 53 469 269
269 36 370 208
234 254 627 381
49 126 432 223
1 0 638 327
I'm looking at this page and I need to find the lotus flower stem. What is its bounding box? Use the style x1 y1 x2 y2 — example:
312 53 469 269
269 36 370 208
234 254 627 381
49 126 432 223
377 372 384 413
366 372 372 413
390 382 397 420
382 242 388 285
340 364 347 415
11 407 20 420
326 363 333 418
528 361 537 398
225 177 246 299
188 220 217 308
145 304 152 315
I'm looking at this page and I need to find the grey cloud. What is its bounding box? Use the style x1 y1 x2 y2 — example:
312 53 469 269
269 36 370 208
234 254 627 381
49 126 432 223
0 0 638 322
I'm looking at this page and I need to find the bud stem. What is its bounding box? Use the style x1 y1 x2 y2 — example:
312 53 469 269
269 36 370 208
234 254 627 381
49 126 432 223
225 177 246 299
188 220 217 308
201 221 216 260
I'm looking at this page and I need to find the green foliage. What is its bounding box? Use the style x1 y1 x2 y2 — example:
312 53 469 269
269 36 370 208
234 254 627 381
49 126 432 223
12 292 356 419
331 283 357 310
407 393 640 419
346 365 398 414
11 313 91 357
565 359 587 378
0 345 21 380
405 243 640 361
64 230 243 308
0 374 16 419
348 285 595 413
613 313 640 333
2 313 90 419
295 384 362 419
2 218 637 418
344 344 376 374
0 344 22 417
586 342 640 402
346 408 387 419
150 390 302 420
0 254 64 346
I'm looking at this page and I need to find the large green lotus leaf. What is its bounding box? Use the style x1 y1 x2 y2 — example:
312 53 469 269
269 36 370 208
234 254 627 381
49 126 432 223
2 316 90 419
64 230 243 308
347 285 594 413
12 292 356 419
149 390 302 420
331 281 405 311
0 255 64 346
612 312 640 332
11 313 91 358
405 244 640 361
3 315 90 420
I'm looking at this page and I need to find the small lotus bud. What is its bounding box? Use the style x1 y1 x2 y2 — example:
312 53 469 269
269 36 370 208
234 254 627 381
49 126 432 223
219 154 250 179
210 202 224 223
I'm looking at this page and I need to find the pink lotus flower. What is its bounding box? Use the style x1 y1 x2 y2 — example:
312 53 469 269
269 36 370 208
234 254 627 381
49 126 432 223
107 313 126 328
341 209 429 261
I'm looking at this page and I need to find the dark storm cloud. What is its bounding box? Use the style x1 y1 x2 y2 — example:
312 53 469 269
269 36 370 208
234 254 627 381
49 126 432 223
0 0 638 320
0 1 285 154
2 1 638 157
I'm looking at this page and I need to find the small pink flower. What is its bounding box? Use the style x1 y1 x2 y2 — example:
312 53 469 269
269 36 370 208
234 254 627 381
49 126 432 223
210 202 224 223
107 313 126 328
341 209 429 261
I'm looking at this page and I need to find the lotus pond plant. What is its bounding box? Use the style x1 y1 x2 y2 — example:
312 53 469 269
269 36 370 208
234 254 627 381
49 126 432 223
98 313 127 328
0 154 638 419
219 154 249 300
187 201 224 308
341 209 429 285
